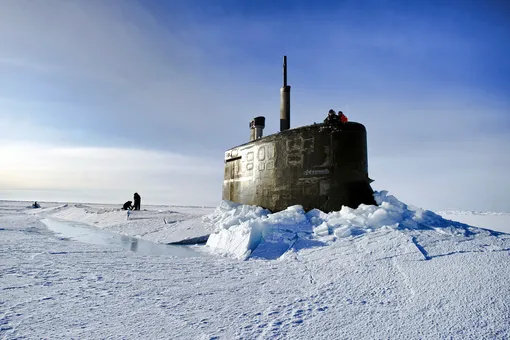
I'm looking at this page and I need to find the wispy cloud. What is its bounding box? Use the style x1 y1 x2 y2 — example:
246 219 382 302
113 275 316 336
0 1 508 211
0 1 261 150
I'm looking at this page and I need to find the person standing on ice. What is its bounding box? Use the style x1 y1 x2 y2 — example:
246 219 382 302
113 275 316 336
133 192 141 211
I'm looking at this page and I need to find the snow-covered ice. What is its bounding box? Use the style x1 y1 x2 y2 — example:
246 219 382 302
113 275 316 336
49 203 216 244
436 210 510 234
1 192 509 339
205 191 509 260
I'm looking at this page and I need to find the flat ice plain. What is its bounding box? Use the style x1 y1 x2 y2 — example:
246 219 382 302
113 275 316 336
1 192 509 339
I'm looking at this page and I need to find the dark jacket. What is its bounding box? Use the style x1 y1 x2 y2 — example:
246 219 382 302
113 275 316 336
122 201 133 210
324 114 340 124
133 193 141 210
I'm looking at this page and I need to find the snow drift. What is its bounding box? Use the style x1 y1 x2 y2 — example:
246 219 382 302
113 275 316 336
205 190 492 260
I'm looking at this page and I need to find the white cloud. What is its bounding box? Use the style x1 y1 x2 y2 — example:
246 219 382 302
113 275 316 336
0 143 223 206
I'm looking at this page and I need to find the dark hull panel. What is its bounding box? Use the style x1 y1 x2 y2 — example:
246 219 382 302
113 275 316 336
223 122 376 213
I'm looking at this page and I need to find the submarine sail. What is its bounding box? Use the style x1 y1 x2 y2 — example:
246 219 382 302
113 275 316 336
223 56 376 213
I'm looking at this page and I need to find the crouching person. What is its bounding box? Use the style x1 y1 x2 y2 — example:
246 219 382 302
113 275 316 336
122 201 133 210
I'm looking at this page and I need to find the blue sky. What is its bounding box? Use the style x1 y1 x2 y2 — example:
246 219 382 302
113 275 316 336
0 0 509 211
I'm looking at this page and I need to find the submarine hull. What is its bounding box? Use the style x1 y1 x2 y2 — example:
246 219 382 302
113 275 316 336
223 122 376 213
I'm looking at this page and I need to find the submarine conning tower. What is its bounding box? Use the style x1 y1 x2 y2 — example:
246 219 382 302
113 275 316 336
223 56 376 213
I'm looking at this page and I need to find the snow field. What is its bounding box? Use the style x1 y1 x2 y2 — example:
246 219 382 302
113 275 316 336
1 192 509 339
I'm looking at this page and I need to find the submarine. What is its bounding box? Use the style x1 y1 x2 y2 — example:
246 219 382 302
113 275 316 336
222 56 376 213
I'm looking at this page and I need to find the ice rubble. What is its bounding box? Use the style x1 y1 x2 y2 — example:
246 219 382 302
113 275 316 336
205 190 468 259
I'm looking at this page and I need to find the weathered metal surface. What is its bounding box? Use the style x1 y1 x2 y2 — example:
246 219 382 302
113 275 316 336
280 87 290 132
223 122 376 213
249 116 266 141
280 56 291 132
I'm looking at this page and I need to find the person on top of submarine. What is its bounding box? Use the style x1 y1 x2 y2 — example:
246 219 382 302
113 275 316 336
324 109 340 124
338 110 348 123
